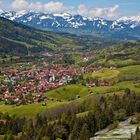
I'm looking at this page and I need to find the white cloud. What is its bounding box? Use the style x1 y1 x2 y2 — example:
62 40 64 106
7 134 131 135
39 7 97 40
11 0 28 9
10 0 68 13
77 4 87 15
11 0 43 11
43 1 64 12
10 0 120 19
77 4 119 19
29 2 43 11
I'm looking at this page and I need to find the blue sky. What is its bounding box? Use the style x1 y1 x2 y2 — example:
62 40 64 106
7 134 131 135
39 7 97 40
0 0 140 19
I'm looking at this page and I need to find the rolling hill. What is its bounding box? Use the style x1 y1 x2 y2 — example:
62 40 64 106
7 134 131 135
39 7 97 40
0 17 85 55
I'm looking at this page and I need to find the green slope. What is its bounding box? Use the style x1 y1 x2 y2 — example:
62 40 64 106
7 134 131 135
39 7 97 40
0 17 83 55
84 41 140 67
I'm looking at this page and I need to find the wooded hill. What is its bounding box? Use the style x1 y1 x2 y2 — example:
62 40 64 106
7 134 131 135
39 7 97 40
0 17 119 56
0 17 83 55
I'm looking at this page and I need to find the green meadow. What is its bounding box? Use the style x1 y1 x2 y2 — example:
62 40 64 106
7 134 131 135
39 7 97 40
45 84 88 101
0 101 65 118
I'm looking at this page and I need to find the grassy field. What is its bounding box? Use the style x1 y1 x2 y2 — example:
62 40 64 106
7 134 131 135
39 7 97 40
76 111 89 118
84 68 119 82
45 80 140 97
84 65 140 82
118 65 140 81
0 101 65 118
45 84 88 101
90 81 140 94
92 68 119 81
85 65 140 94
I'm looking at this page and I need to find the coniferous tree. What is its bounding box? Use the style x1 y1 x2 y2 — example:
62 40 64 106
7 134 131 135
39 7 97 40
78 123 90 140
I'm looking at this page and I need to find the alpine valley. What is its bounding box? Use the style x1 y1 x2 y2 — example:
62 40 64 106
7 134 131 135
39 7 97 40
0 3 140 140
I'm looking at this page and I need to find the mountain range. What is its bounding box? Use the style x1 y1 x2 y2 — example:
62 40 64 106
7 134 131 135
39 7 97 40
1 16 115 55
0 9 140 40
0 16 85 55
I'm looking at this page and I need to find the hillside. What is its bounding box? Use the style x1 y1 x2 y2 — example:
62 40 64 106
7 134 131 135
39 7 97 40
0 17 84 55
79 41 140 67
0 17 118 56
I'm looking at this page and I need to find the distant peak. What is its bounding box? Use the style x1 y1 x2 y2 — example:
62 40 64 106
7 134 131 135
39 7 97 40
53 13 71 17
16 10 27 14
118 15 140 22
0 9 5 14
92 17 105 20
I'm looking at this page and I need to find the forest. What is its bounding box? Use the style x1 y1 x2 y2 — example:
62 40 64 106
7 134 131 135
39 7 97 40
0 89 140 140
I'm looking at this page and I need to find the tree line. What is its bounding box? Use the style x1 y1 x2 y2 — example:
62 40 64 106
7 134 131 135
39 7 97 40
0 89 140 140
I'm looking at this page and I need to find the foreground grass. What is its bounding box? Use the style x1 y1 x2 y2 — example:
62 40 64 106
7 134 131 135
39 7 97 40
76 111 89 118
0 136 3 140
0 101 65 118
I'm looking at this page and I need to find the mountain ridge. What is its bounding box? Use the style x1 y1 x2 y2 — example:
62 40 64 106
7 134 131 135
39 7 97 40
0 17 88 55
0 9 140 38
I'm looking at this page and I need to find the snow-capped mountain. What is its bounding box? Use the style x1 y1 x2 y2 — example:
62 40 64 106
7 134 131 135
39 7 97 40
117 15 140 29
0 9 140 39
118 15 140 22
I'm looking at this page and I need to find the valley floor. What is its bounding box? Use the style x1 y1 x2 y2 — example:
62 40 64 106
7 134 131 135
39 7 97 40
0 64 140 118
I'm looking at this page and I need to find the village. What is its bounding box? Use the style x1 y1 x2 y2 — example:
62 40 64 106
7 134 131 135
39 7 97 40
0 62 104 105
